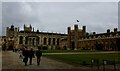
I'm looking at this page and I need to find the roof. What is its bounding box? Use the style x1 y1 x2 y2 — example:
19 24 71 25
86 31 120 38
19 31 68 36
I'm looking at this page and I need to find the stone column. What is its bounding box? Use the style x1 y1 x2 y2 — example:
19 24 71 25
23 36 25 45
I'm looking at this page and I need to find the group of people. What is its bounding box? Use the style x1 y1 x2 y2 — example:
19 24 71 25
21 47 42 66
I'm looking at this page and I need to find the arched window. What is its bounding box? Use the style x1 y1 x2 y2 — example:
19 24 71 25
48 38 51 45
25 37 28 44
36 37 40 45
44 37 47 45
57 39 59 45
19 36 23 44
33 38 35 45
53 38 55 45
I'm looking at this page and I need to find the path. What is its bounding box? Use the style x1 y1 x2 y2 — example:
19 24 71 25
1 51 120 71
2 51 90 69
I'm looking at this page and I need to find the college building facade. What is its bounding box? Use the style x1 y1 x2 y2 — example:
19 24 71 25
1 24 120 51
67 24 120 51
3 24 67 50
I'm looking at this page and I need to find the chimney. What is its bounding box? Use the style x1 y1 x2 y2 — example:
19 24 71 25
93 32 96 35
86 33 89 36
83 26 86 32
37 29 39 33
107 29 110 33
67 27 71 34
114 28 117 32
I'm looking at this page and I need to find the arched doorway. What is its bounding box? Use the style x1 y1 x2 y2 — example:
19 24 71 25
8 40 14 50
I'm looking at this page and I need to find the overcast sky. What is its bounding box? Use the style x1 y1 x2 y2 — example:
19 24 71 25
1 2 118 36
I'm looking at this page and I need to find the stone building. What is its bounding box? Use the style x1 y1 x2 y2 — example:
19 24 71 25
2 24 120 51
5 24 67 50
67 24 120 51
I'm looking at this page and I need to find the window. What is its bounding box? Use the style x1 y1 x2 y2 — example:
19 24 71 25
53 38 55 45
33 38 35 45
57 39 59 45
25 37 28 44
44 37 47 45
19 36 23 44
36 37 40 45
48 38 51 45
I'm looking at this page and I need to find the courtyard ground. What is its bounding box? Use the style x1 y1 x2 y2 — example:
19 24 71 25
1 51 120 71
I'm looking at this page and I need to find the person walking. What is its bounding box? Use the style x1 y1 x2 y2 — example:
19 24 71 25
36 48 42 65
22 47 29 66
28 48 34 65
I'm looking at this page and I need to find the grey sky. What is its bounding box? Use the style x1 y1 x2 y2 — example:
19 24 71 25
2 2 118 36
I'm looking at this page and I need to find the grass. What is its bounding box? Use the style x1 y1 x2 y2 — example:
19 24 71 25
42 50 103 53
43 53 120 65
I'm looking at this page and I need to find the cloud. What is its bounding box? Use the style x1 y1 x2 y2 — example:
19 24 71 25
0 2 2 36
2 2 118 35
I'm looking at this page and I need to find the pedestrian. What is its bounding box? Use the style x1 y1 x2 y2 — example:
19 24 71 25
19 49 23 59
28 48 34 65
22 47 29 66
35 48 42 65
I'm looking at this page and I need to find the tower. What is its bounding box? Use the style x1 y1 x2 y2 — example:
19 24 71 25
6 25 18 50
74 24 78 50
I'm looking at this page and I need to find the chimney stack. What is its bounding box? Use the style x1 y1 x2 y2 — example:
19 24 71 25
83 26 86 32
67 27 71 34
114 28 117 32
107 29 110 33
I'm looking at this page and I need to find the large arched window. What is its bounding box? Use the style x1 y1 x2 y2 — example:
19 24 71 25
53 38 55 45
44 37 47 45
36 37 40 45
48 38 51 45
38 37 40 45
19 36 23 44
33 38 35 45
57 38 59 45
25 37 28 44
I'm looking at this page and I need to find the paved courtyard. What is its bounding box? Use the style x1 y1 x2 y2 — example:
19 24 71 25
1 51 120 71
2 51 90 69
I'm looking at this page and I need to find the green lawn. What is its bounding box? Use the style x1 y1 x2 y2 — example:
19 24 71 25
43 53 120 65
42 50 103 53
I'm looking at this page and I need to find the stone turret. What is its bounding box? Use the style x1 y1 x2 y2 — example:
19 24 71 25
74 24 78 30
83 26 86 32
24 24 32 32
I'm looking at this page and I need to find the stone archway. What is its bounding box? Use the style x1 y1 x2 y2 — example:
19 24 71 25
8 40 14 50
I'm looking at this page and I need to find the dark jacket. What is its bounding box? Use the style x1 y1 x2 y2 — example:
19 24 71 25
36 50 42 57
22 49 29 57
28 49 34 58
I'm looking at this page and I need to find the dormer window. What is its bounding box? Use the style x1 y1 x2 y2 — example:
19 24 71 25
116 33 119 37
102 35 106 38
110 34 113 37
93 36 96 38
98 36 101 38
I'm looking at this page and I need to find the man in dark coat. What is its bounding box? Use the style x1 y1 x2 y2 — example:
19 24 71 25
28 48 34 65
36 48 42 65
22 47 29 66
